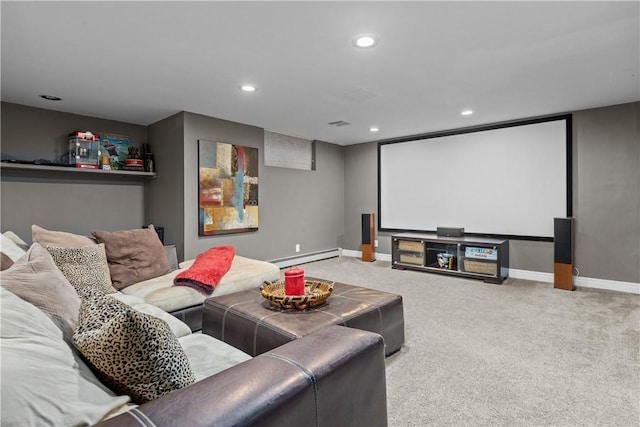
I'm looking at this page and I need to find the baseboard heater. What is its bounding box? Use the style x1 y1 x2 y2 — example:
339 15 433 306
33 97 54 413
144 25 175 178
269 248 341 269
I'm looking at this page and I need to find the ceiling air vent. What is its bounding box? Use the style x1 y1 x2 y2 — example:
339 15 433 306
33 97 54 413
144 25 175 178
328 120 350 127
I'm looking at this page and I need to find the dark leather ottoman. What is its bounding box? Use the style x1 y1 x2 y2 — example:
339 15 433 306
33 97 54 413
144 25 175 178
202 280 404 357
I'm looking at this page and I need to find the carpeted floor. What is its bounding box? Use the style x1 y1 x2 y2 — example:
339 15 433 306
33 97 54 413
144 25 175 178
299 256 640 427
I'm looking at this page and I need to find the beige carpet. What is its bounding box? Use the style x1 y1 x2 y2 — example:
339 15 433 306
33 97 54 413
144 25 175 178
299 256 640 427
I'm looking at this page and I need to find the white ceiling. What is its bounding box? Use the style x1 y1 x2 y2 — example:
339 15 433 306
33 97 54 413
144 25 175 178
2 1 639 146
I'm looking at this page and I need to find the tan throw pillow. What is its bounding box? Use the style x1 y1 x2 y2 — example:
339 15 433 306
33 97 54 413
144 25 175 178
92 226 171 290
73 294 196 404
32 224 96 248
0 244 81 339
45 244 118 299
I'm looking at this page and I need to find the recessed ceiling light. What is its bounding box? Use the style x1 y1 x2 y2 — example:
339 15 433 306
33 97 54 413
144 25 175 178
40 94 62 101
353 34 378 48
240 85 256 92
461 109 474 116
369 127 380 132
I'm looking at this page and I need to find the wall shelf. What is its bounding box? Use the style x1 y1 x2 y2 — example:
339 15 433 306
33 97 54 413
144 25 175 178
0 162 156 180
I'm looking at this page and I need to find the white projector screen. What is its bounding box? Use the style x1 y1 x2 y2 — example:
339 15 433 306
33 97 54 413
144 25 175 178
378 117 571 240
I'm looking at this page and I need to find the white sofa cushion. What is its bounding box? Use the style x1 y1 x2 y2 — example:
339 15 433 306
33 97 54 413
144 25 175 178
0 287 130 426
2 230 29 251
121 255 280 312
179 334 251 382
0 233 26 262
212 255 281 296
111 292 192 338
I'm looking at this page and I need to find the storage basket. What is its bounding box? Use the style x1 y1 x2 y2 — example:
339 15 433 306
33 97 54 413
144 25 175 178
398 240 423 252
400 254 423 265
463 259 497 276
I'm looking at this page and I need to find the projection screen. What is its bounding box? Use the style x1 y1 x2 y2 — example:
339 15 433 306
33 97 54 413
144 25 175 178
378 116 571 240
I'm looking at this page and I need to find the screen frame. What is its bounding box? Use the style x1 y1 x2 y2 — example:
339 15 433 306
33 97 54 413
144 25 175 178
377 114 573 242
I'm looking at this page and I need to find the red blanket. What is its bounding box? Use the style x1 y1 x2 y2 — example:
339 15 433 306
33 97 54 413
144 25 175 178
174 246 235 295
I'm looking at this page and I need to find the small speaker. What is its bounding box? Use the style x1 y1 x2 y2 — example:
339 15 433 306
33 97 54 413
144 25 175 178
361 213 375 262
554 217 575 291
437 227 464 237
144 225 164 244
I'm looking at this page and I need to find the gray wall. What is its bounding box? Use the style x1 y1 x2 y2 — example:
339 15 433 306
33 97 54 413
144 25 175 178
344 101 640 283
180 112 344 261
573 102 639 283
146 112 186 256
0 102 149 241
3 101 637 283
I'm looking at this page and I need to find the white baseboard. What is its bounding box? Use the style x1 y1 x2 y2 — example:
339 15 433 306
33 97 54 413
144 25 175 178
268 248 341 268
341 249 392 262
341 252 640 295
507 268 640 294
508 268 554 283
574 276 640 294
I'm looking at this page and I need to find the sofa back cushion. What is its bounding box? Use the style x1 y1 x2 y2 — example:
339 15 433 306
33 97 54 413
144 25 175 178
1 243 81 339
74 294 196 404
0 287 130 426
92 225 171 290
46 244 118 299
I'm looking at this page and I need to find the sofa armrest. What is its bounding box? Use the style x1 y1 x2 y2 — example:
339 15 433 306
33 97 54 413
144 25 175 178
96 325 387 427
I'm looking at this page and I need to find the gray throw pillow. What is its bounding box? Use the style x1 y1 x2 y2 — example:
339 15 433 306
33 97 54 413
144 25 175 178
73 294 196 404
45 244 118 299
92 225 171 290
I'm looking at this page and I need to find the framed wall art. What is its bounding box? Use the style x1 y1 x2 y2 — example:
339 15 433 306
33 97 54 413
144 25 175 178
198 140 259 235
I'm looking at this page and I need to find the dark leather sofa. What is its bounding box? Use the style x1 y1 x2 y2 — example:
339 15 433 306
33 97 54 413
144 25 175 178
96 325 388 427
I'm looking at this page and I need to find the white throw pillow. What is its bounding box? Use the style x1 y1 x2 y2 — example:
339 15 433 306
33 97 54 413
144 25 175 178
0 287 130 426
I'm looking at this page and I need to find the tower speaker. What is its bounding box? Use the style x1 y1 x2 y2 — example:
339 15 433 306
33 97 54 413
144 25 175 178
361 213 376 262
554 217 575 291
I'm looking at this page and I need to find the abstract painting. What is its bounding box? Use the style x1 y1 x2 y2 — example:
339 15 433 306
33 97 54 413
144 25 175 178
198 140 259 235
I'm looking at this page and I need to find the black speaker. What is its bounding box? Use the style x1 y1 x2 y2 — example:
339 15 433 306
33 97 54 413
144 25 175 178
361 213 375 262
437 227 464 237
554 218 573 264
554 217 574 291
144 224 164 244
361 214 372 244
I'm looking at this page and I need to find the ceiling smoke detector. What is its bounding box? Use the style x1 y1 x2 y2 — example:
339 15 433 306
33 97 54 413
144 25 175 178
328 120 351 127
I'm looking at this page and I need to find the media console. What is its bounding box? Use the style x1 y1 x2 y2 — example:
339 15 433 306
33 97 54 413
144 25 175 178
391 232 509 283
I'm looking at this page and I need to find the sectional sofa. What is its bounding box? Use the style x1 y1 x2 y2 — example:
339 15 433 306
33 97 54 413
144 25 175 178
0 228 389 426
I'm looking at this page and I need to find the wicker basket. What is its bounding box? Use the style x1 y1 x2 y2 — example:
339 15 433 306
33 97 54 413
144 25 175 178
399 254 423 265
463 259 497 276
260 280 334 310
398 240 423 252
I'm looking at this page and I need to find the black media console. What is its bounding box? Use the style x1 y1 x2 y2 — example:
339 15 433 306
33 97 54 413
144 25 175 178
391 232 509 283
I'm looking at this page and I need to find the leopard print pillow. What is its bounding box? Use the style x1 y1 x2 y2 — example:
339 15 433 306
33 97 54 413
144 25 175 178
45 244 117 299
73 294 196 404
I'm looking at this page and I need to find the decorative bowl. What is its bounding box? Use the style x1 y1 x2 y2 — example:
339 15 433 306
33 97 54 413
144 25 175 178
260 280 334 310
